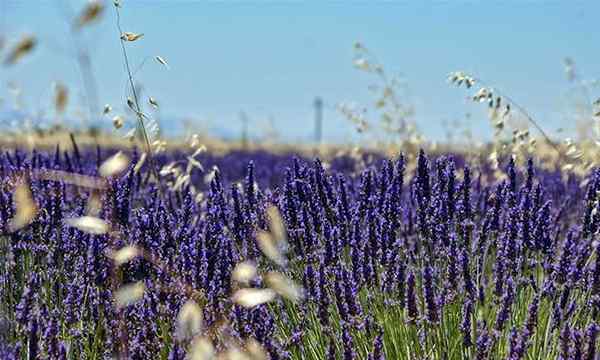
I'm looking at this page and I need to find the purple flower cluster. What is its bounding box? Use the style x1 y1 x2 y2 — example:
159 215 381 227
0 146 598 359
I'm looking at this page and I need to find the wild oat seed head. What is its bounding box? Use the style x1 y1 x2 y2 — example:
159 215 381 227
120 32 144 42
232 288 277 308
99 151 129 177
115 282 145 308
64 216 109 234
176 300 203 341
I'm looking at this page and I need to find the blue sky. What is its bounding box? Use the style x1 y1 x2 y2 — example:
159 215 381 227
1 1 599 143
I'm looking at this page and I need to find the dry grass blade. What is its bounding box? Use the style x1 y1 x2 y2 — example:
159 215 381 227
264 272 303 302
99 151 130 177
177 300 203 340
65 216 109 234
109 245 140 266
232 261 257 284
120 32 144 42
37 169 108 190
232 288 276 308
186 156 204 172
115 282 145 308
76 0 105 28
188 337 215 360
4 35 36 65
8 181 38 232
54 83 68 114
134 152 147 174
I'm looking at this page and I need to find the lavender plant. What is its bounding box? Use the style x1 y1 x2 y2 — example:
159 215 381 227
0 144 598 359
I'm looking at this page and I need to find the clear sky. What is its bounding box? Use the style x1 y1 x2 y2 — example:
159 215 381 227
1 1 599 143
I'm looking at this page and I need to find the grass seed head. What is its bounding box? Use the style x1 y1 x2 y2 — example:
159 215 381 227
112 115 124 129
177 300 203 341
232 288 276 308
245 339 268 360
188 337 215 360
4 35 36 65
65 216 109 234
54 83 68 114
149 96 159 109
109 245 140 266
256 231 286 267
76 0 105 29
232 261 257 284
264 272 303 302
99 151 129 177
8 181 38 232
121 32 144 42
115 282 145 308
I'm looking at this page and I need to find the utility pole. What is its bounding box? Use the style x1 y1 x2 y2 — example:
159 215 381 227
240 111 249 149
314 96 323 144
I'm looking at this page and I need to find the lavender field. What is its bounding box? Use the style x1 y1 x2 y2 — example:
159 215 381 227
2 1 600 359
1 143 599 359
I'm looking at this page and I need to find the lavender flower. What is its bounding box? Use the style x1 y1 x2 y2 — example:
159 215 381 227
406 271 419 322
460 299 473 347
342 325 357 360
422 265 439 324
584 323 600 360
